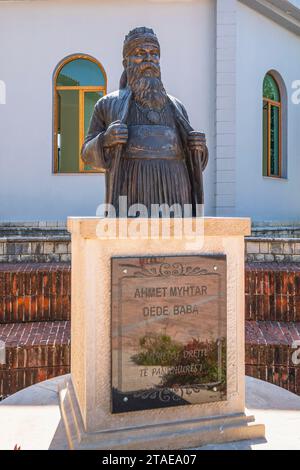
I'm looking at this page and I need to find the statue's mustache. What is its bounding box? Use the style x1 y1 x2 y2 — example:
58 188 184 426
131 62 160 77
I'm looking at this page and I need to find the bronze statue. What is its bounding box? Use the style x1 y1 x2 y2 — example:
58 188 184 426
81 27 208 216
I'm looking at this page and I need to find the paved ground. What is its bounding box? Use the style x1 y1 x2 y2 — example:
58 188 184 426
198 376 300 450
0 375 300 450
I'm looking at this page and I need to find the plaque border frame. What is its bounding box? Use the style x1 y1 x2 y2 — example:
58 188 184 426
111 253 227 414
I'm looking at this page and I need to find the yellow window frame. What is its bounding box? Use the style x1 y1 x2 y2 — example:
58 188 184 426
263 97 282 178
53 55 107 174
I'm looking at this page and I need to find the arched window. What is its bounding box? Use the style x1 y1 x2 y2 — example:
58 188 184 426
263 73 283 178
53 55 107 173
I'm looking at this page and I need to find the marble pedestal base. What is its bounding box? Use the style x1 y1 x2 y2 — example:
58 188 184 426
60 378 264 450
63 217 265 449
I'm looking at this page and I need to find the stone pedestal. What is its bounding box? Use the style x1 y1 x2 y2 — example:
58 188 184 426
61 217 265 449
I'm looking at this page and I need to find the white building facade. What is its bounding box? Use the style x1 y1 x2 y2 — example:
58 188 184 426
0 0 300 222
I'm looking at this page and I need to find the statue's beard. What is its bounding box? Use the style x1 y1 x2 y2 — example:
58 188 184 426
127 63 168 110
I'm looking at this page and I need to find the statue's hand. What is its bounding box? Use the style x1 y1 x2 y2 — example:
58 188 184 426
188 131 206 152
103 121 128 148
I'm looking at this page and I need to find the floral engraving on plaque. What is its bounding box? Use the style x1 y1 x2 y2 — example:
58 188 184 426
119 262 219 278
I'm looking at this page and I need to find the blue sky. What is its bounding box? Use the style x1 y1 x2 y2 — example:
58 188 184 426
289 0 300 8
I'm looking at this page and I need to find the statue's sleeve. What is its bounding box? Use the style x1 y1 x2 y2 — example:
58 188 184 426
179 102 209 171
81 100 111 172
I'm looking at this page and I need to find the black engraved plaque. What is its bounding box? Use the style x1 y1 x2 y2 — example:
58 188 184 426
111 255 227 414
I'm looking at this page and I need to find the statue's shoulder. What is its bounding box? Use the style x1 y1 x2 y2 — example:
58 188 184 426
95 89 129 109
167 94 187 116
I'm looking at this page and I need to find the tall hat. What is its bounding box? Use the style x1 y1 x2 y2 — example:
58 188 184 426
123 27 160 58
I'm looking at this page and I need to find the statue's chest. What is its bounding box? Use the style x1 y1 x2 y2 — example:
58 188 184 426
125 125 182 160
125 101 182 160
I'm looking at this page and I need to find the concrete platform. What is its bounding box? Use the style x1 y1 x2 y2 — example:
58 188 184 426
0 375 299 450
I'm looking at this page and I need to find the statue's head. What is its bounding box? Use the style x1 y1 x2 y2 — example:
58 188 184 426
121 27 167 109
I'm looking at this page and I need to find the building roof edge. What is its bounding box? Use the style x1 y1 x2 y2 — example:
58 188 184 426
238 0 300 36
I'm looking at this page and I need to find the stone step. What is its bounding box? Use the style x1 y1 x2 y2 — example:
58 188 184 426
0 224 70 263
0 320 70 398
0 263 71 323
251 221 300 238
0 238 71 264
245 320 300 396
246 239 300 263
245 262 300 321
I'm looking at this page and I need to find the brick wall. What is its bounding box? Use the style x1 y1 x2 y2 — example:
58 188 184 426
0 241 71 399
0 321 70 397
245 263 300 321
245 262 300 395
0 263 71 323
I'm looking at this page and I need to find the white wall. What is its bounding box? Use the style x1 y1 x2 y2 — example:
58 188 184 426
0 0 216 221
236 2 300 221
